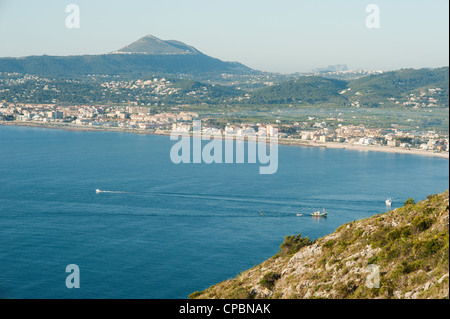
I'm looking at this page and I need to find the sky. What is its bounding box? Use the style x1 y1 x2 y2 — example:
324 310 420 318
0 0 448 73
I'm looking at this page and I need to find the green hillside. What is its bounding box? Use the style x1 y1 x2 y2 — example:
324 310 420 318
249 77 348 105
0 75 242 105
246 67 449 108
0 53 253 78
191 191 449 299
347 67 449 107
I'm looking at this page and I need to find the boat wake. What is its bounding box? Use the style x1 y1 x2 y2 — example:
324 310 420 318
95 189 127 194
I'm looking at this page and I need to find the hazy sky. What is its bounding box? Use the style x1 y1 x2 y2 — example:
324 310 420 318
0 0 448 73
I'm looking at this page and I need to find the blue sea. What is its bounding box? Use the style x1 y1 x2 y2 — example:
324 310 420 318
0 125 448 298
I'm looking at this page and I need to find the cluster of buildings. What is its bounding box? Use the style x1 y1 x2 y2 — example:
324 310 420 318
0 73 213 107
0 102 198 131
396 88 444 108
296 124 449 153
100 77 180 97
342 87 445 108
172 122 279 138
171 119 448 153
1 101 448 154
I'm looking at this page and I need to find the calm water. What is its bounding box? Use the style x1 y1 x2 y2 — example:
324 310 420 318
0 125 448 298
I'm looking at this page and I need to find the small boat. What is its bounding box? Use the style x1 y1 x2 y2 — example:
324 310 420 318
296 213 303 217
95 189 102 194
385 198 392 206
311 208 327 217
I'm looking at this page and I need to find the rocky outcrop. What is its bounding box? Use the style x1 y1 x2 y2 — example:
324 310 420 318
191 191 449 299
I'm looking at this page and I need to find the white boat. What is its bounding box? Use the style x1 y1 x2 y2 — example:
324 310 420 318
296 213 303 217
385 198 392 206
311 208 327 217
95 189 102 194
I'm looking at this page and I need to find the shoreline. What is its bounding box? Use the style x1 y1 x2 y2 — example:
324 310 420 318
1 121 448 159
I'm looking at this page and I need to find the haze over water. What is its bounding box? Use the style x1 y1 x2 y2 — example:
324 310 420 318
0 125 448 298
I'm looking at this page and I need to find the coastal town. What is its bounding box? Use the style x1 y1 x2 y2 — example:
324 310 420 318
1 101 448 157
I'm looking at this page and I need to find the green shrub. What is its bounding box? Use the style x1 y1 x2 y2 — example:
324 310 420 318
337 241 350 254
404 198 416 206
188 291 202 299
229 287 254 299
422 238 444 256
426 194 439 202
277 234 312 257
367 256 378 265
323 240 334 249
385 246 402 260
354 229 364 239
401 226 412 237
259 272 281 290
387 229 402 241
396 260 422 274
335 281 358 298
370 227 391 248
379 278 396 298
412 216 434 232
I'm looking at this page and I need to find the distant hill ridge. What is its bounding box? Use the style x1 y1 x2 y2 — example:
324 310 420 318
110 35 202 55
0 35 448 108
249 67 449 107
0 35 254 77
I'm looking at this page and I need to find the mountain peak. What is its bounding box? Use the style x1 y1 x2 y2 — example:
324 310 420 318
111 35 202 55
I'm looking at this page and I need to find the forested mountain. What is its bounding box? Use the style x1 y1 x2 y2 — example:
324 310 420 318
0 54 254 78
113 35 201 55
0 35 254 78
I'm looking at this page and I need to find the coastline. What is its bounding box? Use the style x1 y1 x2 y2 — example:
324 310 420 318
1 121 449 159
278 139 450 159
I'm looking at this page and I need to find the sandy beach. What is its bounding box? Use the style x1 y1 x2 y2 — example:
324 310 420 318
1 121 448 159
278 139 449 159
